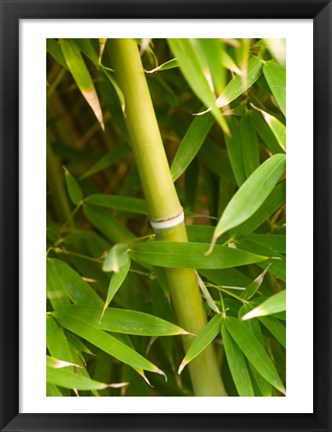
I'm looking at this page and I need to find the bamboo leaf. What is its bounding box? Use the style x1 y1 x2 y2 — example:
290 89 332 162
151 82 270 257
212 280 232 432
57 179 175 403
256 108 286 151
248 109 284 154
242 290 286 320
178 314 223 373
46 383 62 396
101 258 131 320
47 363 109 391
47 39 67 70
224 117 246 186
191 39 226 95
47 258 103 308
243 234 286 254
102 308 189 336
259 316 286 349
102 243 130 273
101 67 126 114
64 167 83 205
258 258 286 282
209 154 286 251
129 241 267 270
46 259 71 310
263 59 286 116
228 181 286 237
171 113 215 182
52 311 166 377
145 58 179 73
46 355 81 369
216 56 262 107
85 194 148 215
80 146 131 179
59 39 104 130
225 317 285 393
46 316 73 363
250 364 273 396
240 113 259 178
221 324 254 396
83 204 135 243
167 39 229 135
240 265 272 300
72 39 99 65
55 304 189 336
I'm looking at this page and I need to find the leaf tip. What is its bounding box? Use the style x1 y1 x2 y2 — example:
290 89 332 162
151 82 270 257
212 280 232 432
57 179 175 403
241 307 261 321
178 360 188 375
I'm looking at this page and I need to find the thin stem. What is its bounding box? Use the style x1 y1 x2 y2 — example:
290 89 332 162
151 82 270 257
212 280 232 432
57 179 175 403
108 39 226 396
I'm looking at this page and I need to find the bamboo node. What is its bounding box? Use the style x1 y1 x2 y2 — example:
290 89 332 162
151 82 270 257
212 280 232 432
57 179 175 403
150 209 184 231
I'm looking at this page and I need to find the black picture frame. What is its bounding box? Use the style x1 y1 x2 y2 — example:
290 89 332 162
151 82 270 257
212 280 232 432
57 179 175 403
1 0 331 431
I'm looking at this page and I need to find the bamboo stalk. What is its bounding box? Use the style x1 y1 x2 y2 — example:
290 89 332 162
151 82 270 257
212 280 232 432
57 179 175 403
108 39 226 396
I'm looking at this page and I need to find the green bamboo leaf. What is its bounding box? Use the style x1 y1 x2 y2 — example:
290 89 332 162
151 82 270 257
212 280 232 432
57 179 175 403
191 39 226 95
80 146 131 179
101 67 126 114
83 204 135 244
47 364 109 391
225 317 285 393
145 58 179 73
250 365 273 396
257 108 286 151
240 114 260 178
240 265 272 300
221 324 254 396
167 39 229 135
65 331 95 356
47 383 63 396
244 234 286 254
178 314 223 373
208 154 286 251
259 316 286 349
64 167 83 205
224 117 246 186
171 113 215 182
55 304 189 336
102 243 130 273
47 39 68 70
46 355 81 369
59 39 104 130
46 316 73 363
221 51 242 75
258 258 286 282
101 258 131 320
199 268 251 288
85 194 148 215
216 56 262 107
52 311 166 377
242 290 286 320
47 258 71 310
263 59 286 116
72 38 99 65
129 241 267 270
102 308 189 336
248 109 284 154
228 181 286 237
47 258 103 308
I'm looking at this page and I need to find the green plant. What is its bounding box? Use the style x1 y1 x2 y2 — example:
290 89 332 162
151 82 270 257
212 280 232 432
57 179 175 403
46 38 286 396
